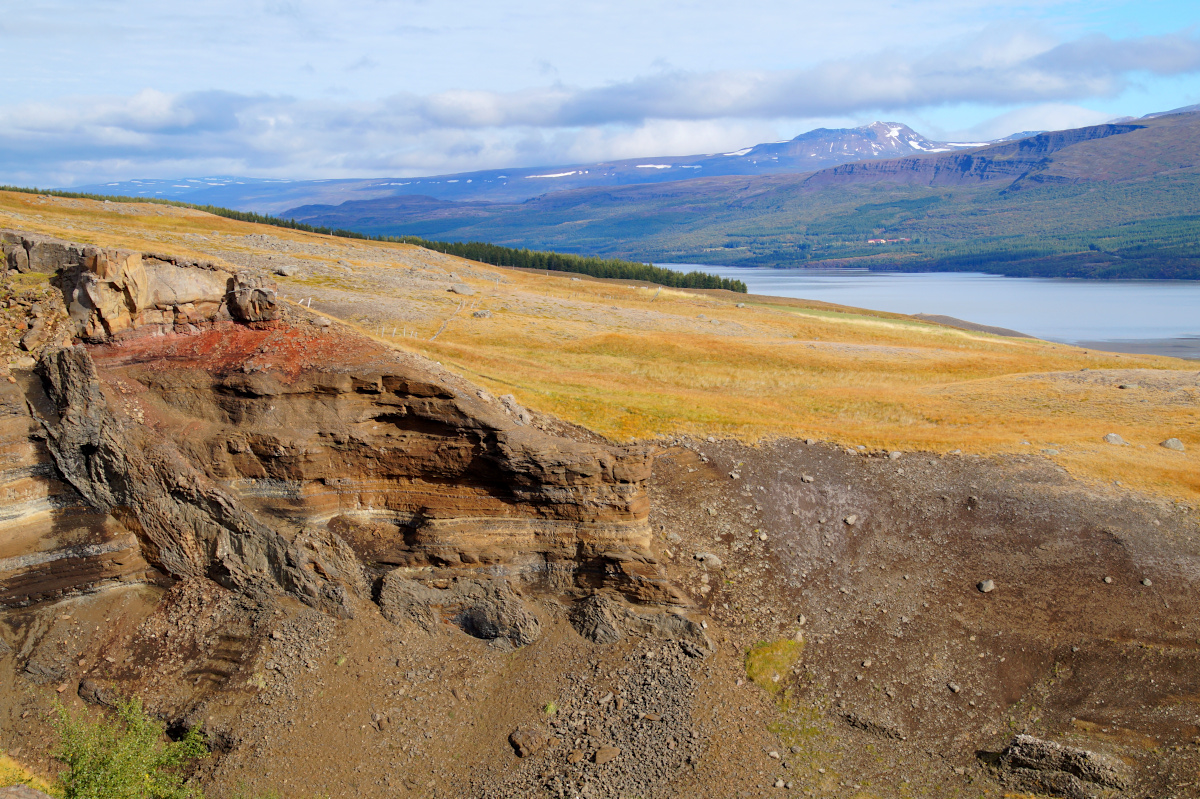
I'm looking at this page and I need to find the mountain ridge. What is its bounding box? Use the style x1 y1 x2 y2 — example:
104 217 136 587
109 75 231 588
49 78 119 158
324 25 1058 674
67 121 992 212
281 109 1200 280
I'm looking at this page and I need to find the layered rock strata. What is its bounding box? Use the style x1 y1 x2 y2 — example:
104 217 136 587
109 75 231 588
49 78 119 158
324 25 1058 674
0 229 681 619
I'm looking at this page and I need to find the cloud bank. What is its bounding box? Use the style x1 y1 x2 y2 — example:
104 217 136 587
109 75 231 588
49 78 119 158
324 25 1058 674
3 30 1199 186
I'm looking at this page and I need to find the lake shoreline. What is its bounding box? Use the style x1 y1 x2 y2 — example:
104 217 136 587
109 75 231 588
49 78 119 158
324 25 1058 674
658 264 1200 361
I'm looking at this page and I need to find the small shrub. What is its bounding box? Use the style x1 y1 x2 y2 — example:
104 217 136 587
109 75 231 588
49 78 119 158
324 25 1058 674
52 697 208 799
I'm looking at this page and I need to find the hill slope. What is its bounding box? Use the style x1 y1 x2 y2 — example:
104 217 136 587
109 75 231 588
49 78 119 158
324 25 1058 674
285 111 1200 279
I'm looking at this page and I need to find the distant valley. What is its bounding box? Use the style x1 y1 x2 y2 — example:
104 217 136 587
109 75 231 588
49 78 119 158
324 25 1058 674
282 107 1200 280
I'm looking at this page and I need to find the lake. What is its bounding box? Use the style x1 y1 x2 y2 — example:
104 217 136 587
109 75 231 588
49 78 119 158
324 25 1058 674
657 265 1200 360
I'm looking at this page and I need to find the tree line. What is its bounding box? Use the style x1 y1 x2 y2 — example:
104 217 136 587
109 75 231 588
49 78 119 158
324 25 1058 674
0 185 746 292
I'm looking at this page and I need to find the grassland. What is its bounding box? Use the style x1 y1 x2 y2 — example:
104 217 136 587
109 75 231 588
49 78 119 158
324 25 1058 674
2 189 1197 502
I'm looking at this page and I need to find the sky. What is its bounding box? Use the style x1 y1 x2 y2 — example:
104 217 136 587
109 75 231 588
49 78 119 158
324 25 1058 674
2 0 1199 186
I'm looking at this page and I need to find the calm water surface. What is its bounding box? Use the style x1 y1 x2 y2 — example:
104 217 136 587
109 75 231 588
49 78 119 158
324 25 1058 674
659 265 1200 359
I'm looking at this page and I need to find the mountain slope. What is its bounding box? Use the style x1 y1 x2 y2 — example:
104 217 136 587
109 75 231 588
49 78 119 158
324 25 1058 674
284 110 1200 279
67 122 977 212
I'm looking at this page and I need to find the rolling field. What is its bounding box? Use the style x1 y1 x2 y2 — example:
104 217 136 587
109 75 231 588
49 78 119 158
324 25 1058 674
3 189 1197 501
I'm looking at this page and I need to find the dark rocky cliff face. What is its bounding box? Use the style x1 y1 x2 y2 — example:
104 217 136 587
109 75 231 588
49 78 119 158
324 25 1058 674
0 231 681 616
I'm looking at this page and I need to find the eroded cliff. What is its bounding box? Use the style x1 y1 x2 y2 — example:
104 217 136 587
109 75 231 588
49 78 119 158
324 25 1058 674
1 230 681 622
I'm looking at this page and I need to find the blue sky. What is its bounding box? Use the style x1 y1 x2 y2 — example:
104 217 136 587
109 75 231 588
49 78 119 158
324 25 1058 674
2 0 1198 186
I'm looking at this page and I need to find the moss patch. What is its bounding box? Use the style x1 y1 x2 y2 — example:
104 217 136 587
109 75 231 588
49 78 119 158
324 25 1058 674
745 638 804 694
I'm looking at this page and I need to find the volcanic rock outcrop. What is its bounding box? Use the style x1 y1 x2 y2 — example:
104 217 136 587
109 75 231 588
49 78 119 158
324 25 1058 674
0 229 681 621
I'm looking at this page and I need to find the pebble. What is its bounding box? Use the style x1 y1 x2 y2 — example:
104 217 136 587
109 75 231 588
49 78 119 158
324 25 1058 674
768 750 781 760
977 579 995 593
1103 576 1113 584
1142 578 1153 587
888 451 902 460
843 514 858 526
801 474 814 483
948 682 961 694
593 746 621 765
566 750 584 764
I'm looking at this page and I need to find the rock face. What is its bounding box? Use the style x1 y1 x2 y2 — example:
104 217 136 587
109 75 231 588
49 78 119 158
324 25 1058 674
0 230 279 342
34 346 363 616
991 734 1130 798
0 229 681 618
61 249 277 341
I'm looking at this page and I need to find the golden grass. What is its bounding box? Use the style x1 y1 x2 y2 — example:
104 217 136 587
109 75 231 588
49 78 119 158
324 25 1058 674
3 190 1198 503
0 752 57 795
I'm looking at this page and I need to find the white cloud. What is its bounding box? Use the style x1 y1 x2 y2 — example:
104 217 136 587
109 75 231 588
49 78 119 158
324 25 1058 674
1 29 1198 186
952 103 1119 140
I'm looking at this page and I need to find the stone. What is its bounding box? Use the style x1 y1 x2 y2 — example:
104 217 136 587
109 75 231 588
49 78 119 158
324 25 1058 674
227 272 279 322
1103 433 1126 445
0 787 57 799
888 451 902 459
566 749 585 764
800 474 814 483
472 310 492 318
978 579 995 593
2 242 29 273
991 734 1130 794
948 682 961 693
449 284 475 296
273 264 298 276
1161 438 1185 452
1117 383 1138 389
569 594 624 645
381 574 541 648
1103 576 1113 584
19 318 48 352
1141 577 1152 587
768 750 781 759
593 746 621 765
843 514 858 526
509 725 548 758
694 552 723 568
774 779 785 788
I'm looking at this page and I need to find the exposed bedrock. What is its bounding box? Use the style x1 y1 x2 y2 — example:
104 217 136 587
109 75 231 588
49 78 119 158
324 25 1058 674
78 325 678 605
0 235 680 615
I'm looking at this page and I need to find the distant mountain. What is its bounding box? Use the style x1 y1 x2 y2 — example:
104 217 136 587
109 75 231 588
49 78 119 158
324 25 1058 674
284 107 1200 280
68 121 989 213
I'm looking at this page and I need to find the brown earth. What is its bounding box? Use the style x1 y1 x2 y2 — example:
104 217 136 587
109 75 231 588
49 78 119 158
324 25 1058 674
1 225 1199 799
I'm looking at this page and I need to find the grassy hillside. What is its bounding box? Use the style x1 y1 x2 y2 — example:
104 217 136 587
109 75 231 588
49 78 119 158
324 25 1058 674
285 113 1200 279
3 189 1196 502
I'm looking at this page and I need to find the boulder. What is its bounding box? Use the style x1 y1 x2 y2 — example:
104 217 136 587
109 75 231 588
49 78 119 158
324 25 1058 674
509 725 548 758
569 592 711 655
2 242 29 273
1161 438 1185 452
569 594 625 644
987 734 1130 798
1103 433 1127 446
227 273 279 322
